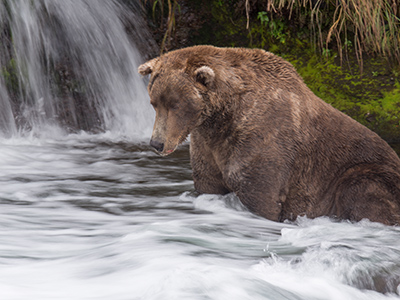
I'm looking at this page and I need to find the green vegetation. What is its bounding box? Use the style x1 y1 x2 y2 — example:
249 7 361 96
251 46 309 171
1 58 19 93
253 11 287 47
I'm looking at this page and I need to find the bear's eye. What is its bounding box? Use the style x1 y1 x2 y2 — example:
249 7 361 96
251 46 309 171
169 103 179 111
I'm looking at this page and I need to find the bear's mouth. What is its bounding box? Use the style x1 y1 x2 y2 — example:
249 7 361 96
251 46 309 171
159 132 189 156
160 145 178 156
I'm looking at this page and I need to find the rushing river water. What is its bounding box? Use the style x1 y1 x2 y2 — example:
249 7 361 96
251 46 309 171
0 134 399 300
1 0 400 299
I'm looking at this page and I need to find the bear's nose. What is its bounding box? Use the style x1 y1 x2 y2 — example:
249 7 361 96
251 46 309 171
150 139 164 153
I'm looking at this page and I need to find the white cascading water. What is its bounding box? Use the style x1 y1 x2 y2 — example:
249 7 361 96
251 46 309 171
0 0 154 139
0 79 17 137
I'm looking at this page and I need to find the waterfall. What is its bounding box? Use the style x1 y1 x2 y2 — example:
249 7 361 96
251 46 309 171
0 0 155 139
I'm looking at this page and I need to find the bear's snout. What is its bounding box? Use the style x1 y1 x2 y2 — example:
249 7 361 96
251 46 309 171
150 139 164 153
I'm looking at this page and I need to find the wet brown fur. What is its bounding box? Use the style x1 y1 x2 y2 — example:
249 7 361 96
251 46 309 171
138 45 400 225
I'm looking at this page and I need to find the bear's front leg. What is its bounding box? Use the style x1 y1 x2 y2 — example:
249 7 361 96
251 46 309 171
225 157 286 222
191 137 284 221
190 139 230 195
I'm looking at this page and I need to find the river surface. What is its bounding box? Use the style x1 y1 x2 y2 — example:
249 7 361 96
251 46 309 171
1 133 400 300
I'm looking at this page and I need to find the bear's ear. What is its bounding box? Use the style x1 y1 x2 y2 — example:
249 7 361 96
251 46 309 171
138 58 158 76
194 66 215 87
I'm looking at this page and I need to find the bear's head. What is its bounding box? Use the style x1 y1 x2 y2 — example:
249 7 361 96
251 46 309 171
138 56 216 156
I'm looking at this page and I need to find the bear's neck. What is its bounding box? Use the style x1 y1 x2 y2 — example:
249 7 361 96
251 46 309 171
196 102 239 149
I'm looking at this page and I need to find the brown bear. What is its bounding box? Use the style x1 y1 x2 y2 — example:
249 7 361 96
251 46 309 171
138 45 400 225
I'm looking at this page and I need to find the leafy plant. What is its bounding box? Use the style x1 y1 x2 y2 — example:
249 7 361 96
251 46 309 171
257 11 287 45
322 47 332 58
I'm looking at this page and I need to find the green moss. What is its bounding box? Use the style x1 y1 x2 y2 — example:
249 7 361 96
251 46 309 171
286 52 400 142
1 58 19 93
